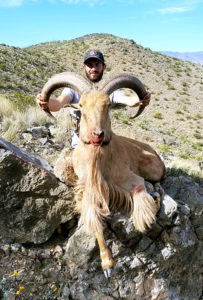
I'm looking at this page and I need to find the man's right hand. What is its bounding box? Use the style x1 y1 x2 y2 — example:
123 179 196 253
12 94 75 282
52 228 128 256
36 94 49 110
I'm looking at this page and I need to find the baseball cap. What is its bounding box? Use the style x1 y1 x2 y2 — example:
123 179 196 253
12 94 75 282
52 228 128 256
84 50 105 64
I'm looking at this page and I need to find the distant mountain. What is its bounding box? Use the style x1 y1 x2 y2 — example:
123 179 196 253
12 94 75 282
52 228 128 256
160 51 203 65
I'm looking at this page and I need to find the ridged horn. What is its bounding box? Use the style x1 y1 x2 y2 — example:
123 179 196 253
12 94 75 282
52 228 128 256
100 73 147 118
41 72 92 119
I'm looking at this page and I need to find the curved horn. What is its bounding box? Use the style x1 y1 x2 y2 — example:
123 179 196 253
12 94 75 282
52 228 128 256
41 72 92 119
100 73 147 118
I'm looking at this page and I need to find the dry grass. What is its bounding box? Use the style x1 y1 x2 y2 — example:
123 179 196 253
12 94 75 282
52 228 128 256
0 95 72 148
52 109 72 145
169 159 203 179
0 95 16 117
0 95 50 142
25 106 51 127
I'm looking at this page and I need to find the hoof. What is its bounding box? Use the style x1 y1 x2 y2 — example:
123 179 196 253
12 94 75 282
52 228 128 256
103 267 114 278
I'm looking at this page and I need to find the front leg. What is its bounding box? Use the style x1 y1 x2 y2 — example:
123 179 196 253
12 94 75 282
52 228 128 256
96 230 115 278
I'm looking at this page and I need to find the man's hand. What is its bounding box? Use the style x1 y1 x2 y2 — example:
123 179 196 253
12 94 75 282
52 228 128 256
36 94 49 110
140 92 151 107
36 94 70 112
128 92 151 107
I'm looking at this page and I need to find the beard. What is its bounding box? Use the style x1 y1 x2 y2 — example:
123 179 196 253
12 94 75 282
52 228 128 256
85 69 104 83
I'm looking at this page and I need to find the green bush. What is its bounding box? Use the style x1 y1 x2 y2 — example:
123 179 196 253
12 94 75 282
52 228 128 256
153 112 163 119
157 145 170 152
175 110 183 114
0 63 6 71
180 152 190 159
193 132 202 139
12 92 35 111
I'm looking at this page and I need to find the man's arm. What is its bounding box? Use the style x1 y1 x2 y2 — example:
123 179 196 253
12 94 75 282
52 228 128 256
36 94 71 112
112 91 151 108
110 90 151 108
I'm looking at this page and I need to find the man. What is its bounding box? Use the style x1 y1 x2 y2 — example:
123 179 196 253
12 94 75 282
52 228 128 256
37 49 150 147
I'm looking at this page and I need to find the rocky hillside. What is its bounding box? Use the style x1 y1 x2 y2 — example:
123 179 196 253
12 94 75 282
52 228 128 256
0 33 202 176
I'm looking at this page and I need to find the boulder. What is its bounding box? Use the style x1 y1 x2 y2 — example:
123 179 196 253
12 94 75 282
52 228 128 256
0 138 75 244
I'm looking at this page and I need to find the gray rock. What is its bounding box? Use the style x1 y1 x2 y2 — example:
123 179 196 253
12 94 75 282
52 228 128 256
0 143 75 244
108 212 141 246
25 126 50 140
60 286 70 300
64 225 97 274
158 193 178 226
163 176 203 242
5 292 16 300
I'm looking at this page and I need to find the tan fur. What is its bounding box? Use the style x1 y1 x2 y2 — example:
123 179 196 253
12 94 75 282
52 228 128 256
70 90 165 271
73 146 134 233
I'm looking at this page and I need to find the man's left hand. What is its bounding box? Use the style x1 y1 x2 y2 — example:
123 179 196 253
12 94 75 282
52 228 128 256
128 92 151 107
140 92 151 107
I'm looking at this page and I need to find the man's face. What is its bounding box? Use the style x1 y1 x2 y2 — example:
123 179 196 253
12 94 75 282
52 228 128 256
83 58 106 82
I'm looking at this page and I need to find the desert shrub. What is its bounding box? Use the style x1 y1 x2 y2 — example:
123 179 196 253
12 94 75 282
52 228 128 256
157 145 170 152
168 84 175 90
106 66 111 72
193 114 202 120
182 81 188 87
175 110 183 114
193 131 202 139
180 152 191 159
122 119 131 125
12 92 35 110
166 128 175 136
191 141 203 151
0 63 6 71
153 113 163 119
113 111 123 120
138 120 150 130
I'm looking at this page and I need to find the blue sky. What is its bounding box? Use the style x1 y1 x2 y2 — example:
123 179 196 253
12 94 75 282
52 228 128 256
0 0 202 52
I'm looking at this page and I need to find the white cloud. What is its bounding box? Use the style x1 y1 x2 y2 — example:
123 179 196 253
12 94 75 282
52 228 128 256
156 0 203 15
158 6 192 14
0 0 24 6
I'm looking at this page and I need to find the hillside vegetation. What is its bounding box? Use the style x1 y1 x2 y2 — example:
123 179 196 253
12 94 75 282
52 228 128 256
0 33 202 177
